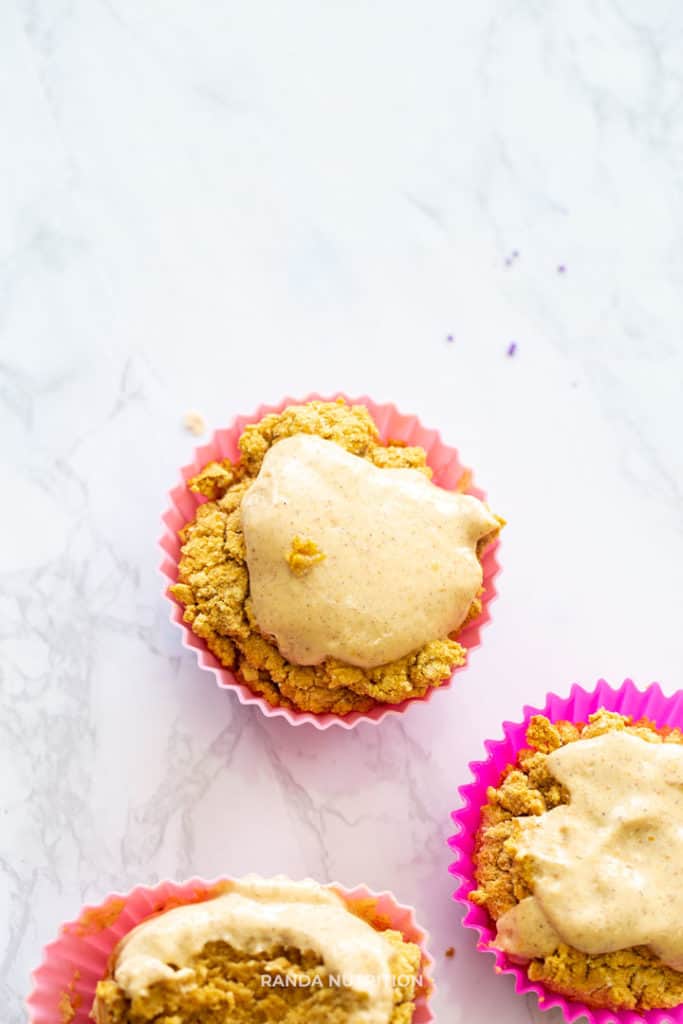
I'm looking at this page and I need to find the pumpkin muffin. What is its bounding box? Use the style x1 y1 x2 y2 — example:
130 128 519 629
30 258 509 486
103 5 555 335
471 709 683 1012
92 877 422 1024
170 399 503 714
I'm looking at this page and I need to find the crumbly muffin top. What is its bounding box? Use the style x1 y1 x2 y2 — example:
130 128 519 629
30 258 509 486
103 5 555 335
93 878 423 1024
471 709 683 1011
95 936 420 1024
171 400 501 714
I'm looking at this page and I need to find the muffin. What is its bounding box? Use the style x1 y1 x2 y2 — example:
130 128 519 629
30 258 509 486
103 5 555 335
92 876 423 1024
470 708 683 1012
170 398 503 715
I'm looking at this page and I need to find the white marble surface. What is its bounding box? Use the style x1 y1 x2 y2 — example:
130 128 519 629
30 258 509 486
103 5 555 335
2 2 683 1022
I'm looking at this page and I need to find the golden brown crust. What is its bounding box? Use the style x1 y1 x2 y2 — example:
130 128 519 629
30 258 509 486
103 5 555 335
91 988 110 1024
171 400 501 714
471 709 683 1011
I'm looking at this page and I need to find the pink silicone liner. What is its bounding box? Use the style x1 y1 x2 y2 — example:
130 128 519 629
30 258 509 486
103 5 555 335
159 392 501 729
448 679 683 1024
26 876 434 1024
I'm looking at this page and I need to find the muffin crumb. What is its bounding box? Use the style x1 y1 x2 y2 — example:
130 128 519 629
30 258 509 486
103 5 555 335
183 411 207 436
58 971 81 1024
287 536 325 576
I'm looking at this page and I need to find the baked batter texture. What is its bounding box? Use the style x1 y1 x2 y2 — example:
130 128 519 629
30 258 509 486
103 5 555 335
471 709 683 1011
171 400 501 714
94 910 421 1024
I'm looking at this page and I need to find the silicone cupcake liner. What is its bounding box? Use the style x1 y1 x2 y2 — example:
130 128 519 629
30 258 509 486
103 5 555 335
26 876 434 1024
448 678 683 1024
160 392 501 729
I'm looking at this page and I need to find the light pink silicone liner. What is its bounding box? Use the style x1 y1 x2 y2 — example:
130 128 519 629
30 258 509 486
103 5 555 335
448 679 683 1024
159 392 501 729
26 876 434 1024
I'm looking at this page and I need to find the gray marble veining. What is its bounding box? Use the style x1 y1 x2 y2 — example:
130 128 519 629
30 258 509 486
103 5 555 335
2 2 683 1022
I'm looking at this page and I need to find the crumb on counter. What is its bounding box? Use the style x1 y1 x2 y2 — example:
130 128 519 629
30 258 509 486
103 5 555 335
445 947 455 958
183 411 207 436
286 536 326 577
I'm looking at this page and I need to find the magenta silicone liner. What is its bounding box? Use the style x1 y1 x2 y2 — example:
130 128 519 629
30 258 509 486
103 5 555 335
448 679 683 1024
26 876 434 1024
159 391 501 729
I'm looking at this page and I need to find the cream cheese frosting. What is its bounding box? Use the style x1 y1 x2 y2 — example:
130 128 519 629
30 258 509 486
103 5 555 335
240 434 499 669
113 876 398 1024
496 730 683 970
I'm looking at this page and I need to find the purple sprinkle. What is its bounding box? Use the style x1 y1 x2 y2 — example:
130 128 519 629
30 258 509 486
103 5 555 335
511 249 519 258
557 264 567 274
507 342 517 357
446 334 454 342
